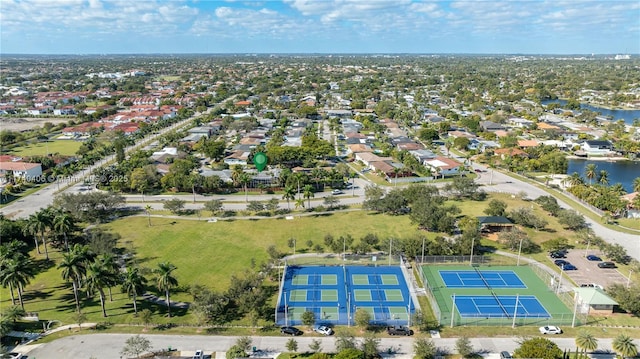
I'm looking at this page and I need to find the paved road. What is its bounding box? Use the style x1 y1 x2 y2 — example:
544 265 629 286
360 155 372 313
472 165 640 262
18 333 619 359
1 117 198 219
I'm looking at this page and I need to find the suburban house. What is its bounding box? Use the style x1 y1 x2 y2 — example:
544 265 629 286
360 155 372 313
480 121 505 132
573 287 618 315
508 117 534 128
0 161 43 182
581 140 614 155
423 156 462 177
224 150 250 166
410 149 437 163
493 148 529 159
354 152 393 168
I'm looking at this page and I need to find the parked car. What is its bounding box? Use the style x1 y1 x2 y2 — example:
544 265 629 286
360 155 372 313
386 325 414 336
586 255 602 261
550 251 566 259
539 325 563 334
313 325 334 336
598 262 616 269
562 264 577 270
500 351 513 359
580 283 603 289
554 259 569 266
281 326 303 336
193 350 204 359
332 189 343 195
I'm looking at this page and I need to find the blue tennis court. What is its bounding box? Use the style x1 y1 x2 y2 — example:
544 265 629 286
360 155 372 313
440 270 526 288
277 265 415 326
454 295 550 318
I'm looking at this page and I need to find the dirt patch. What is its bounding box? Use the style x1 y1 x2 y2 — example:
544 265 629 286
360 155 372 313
484 233 500 242
0 117 70 132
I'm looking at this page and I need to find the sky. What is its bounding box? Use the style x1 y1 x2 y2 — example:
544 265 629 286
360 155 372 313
1 0 639 55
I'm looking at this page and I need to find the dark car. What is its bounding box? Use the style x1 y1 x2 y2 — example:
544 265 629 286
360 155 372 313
550 251 566 259
554 259 569 266
598 262 617 269
281 326 303 336
586 255 602 261
500 351 513 359
562 264 577 270
386 325 414 336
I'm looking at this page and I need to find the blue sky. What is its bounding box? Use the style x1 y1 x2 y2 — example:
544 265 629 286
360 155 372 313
1 0 639 54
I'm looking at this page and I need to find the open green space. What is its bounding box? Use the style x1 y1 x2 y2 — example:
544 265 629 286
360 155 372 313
11 140 82 157
0 211 421 327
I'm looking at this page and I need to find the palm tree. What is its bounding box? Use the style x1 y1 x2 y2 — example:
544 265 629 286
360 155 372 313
303 184 314 209
633 177 640 193
294 198 305 210
2 305 26 323
53 210 75 252
598 170 609 185
282 185 296 210
96 254 120 302
239 172 251 202
575 330 598 358
612 334 637 358
0 255 35 310
153 262 178 318
567 172 584 187
145 205 152 227
584 163 597 185
23 215 41 255
231 165 245 187
58 244 90 312
121 267 147 316
85 260 110 317
25 209 53 259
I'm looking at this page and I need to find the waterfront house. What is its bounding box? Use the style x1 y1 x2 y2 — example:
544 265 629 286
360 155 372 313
581 140 614 155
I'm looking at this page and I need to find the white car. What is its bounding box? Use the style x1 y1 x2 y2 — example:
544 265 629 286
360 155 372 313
539 325 563 334
331 189 343 195
193 350 204 359
313 325 334 336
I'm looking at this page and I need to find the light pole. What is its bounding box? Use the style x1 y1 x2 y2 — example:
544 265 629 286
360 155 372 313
584 235 591 257
469 236 475 266
517 235 524 266
421 236 426 264
627 269 633 289
343 236 346 262
556 265 564 294
389 238 393 266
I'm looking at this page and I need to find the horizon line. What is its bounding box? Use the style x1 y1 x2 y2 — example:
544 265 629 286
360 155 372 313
1 52 638 57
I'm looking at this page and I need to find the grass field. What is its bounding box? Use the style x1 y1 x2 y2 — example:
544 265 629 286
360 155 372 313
0 212 424 327
10 140 82 157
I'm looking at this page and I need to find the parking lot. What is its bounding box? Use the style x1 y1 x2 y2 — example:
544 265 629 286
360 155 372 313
547 250 630 290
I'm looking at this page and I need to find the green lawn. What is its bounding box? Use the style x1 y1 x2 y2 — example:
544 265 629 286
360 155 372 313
104 212 422 292
1 212 423 327
11 140 82 157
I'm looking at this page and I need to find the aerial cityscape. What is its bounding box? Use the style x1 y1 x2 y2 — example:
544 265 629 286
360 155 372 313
0 1 639 359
